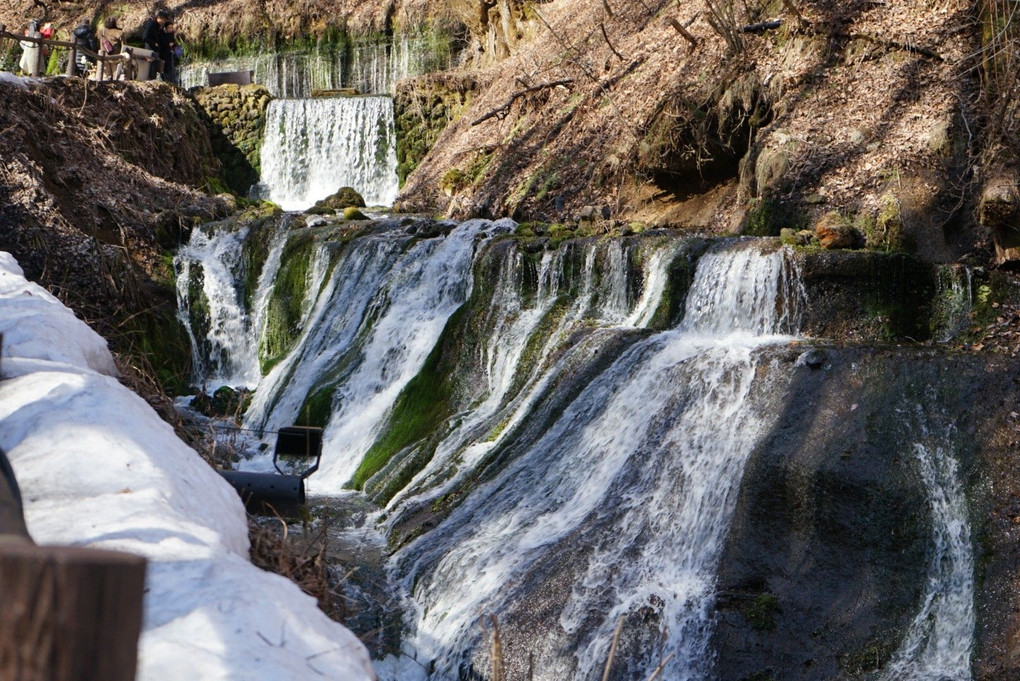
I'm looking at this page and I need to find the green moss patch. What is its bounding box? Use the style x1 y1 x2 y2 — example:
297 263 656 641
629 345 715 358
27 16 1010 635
350 306 463 491
258 230 315 374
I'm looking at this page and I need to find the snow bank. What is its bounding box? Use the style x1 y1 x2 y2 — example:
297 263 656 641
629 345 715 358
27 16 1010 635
0 252 375 680
0 72 30 89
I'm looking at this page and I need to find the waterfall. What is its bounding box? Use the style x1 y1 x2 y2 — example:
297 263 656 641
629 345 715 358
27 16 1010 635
879 438 974 680
179 33 455 97
264 219 516 488
387 242 803 680
259 96 399 210
384 237 687 512
174 218 292 389
932 265 973 343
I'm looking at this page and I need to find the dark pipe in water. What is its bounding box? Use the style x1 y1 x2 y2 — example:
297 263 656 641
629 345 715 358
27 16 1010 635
219 426 323 517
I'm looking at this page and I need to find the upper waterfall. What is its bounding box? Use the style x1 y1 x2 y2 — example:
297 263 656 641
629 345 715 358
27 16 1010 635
180 33 455 97
259 96 399 210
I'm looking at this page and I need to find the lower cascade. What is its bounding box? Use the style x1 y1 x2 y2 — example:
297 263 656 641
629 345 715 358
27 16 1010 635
176 217 979 679
259 96 399 210
880 419 975 681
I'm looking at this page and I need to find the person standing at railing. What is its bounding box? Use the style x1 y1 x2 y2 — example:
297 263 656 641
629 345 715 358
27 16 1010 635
72 19 99 76
156 17 179 85
141 8 168 52
18 19 41 76
98 16 125 79
39 22 53 68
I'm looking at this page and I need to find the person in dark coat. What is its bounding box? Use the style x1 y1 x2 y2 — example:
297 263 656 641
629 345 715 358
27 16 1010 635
141 9 167 52
156 18 178 85
71 19 99 75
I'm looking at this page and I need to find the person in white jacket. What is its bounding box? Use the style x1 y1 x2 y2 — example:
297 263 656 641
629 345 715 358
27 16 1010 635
18 20 41 76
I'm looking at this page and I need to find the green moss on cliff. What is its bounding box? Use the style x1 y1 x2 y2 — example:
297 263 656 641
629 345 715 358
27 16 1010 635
259 230 315 374
351 305 463 491
395 74 476 186
193 84 272 196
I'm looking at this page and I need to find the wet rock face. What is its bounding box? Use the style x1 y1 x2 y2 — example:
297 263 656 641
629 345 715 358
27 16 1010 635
713 350 1020 681
795 250 939 342
715 350 931 681
193 83 272 195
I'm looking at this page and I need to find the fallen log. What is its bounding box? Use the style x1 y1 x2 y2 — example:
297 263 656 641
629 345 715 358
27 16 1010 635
471 79 575 126
667 17 699 48
741 19 782 33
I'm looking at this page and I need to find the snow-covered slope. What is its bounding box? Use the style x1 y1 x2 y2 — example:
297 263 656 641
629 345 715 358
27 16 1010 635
0 252 375 680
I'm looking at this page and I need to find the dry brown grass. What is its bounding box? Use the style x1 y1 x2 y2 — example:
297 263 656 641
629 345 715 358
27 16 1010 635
248 514 347 622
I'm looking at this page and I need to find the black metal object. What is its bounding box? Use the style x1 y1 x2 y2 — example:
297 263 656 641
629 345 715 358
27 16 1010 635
219 426 323 517
207 70 254 86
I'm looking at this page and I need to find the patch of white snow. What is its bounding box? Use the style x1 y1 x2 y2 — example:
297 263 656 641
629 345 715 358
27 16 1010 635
0 252 375 681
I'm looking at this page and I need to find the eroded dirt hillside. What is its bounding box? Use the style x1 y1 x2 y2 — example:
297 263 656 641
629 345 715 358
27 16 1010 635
0 76 231 392
396 0 995 264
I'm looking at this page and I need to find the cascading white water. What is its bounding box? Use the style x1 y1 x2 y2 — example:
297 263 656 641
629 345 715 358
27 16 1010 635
242 234 412 434
386 238 685 514
282 220 516 488
386 242 803 680
179 33 454 97
175 220 292 389
259 96 399 210
219 219 514 483
879 438 974 680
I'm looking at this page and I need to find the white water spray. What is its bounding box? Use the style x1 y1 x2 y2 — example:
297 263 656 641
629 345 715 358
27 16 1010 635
175 220 292 389
259 96 399 210
386 238 686 515
879 439 974 681
388 242 803 680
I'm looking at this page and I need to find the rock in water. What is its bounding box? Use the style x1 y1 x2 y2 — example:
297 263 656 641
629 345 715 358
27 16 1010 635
307 186 367 215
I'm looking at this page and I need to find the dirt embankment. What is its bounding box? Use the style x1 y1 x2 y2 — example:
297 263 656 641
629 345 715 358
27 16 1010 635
395 0 1003 265
0 76 231 394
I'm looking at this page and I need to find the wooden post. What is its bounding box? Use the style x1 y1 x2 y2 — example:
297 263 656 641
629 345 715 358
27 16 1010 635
66 43 77 77
0 398 145 681
33 37 45 77
0 544 146 681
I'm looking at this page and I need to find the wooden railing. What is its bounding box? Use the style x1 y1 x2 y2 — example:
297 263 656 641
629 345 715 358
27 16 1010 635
0 333 146 681
0 23 154 81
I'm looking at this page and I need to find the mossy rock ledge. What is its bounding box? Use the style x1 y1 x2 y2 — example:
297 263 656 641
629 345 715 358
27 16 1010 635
193 83 273 196
307 187 367 215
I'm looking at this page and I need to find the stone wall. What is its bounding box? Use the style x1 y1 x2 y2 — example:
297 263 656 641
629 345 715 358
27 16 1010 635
193 84 272 196
393 73 478 187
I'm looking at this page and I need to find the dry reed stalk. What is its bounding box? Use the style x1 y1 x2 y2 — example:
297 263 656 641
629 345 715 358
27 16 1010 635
488 614 505 681
646 651 675 680
601 615 625 681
